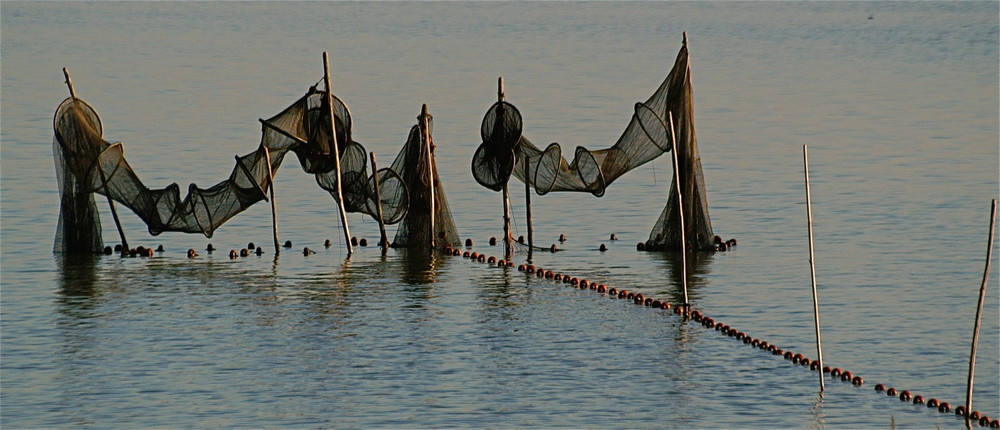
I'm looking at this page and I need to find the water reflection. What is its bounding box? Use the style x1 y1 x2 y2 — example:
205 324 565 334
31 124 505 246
651 251 715 305
398 248 441 285
55 253 100 299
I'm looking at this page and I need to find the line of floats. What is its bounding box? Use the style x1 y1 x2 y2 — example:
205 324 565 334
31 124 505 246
93 230 997 427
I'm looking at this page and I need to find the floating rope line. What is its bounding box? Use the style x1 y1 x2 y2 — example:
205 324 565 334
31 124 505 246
441 243 1000 428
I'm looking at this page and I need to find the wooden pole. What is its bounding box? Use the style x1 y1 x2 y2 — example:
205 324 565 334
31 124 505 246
498 77 514 260
803 144 825 392
667 112 688 308
525 168 534 249
369 151 389 251
263 146 280 254
419 104 436 249
965 199 997 418
63 67 129 252
322 52 353 255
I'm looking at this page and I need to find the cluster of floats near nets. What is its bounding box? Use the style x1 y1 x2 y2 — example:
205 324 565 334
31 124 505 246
437 239 994 428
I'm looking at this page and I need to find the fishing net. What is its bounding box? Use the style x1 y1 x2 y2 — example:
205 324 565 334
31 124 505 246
52 80 407 253
390 108 461 249
472 34 714 251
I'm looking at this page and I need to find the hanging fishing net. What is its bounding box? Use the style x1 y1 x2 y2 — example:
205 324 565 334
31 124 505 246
390 108 461 249
472 34 715 251
52 79 407 253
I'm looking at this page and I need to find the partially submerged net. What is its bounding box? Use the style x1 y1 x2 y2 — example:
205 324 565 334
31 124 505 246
53 80 407 253
643 36 714 252
472 34 715 251
390 109 461 249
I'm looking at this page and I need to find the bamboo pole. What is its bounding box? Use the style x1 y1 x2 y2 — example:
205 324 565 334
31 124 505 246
322 52 352 255
498 77 514 260
263 146 280 254
803 144 825 392
369 151 389 251
525 168 534 249
420 105 436 249
965 199 997 419
63 67 129 252
667 111 688 308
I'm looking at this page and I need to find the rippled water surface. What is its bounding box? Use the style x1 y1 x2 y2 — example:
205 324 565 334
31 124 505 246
2 2 998 428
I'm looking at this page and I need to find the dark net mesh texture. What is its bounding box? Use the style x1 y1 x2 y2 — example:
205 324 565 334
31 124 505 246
390 111 461 249
52 82 408 251
53 98 104 253
644 37 715 252
470 35 714 251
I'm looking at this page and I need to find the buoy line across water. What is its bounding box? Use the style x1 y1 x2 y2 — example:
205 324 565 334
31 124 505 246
442 243 1000 428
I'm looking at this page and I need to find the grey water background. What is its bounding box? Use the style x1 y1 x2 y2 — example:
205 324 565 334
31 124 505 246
2 2 998 428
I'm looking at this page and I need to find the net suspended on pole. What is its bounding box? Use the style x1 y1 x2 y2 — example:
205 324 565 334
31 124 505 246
390 106 461 249
52 77 408 253
472 33 714 251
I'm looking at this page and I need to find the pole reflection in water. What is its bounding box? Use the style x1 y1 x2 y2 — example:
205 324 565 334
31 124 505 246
652 251 715 306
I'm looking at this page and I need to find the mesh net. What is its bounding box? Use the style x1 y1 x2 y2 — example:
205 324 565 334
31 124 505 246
390 110 461 249
471 35 714 251
52 81 408 252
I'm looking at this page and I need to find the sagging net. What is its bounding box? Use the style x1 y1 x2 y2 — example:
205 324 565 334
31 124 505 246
53 81 408 253
389 108 461 249
472 34 714 251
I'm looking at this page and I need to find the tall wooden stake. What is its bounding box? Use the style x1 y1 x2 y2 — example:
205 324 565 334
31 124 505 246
263 146 280 254
667 112 688 307
499 77 514 260
63 67 129 252
803 144 825 392
965 199 996 419
323 52 352 255
525 168 534 249
419 104 436 249
369 151 389 252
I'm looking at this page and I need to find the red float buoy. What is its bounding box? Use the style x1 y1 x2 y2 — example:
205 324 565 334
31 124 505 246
980 416 991 426
851 375 863 385
970 411 981 420
488 256 497 264
553 273 562 281
619 290 628 299
463 251 471 258
830 368 842 377
453 249 462 256
874 384 886 392
644 297 653 306
926 398 939 408
660 301 670 310
773 348 784 356
824 366 833 374
899 390 911 401
913 395 924 404
955 406 967 417
886 387 898 396
598 285 607 293
581 280 590 288
673 306 682 314
938 402 951 413
609 287 618 296
636 242 646 251
840 371 852 381
478 254 486 262
810 361 821 371
518 264 526 271
800 358 811 367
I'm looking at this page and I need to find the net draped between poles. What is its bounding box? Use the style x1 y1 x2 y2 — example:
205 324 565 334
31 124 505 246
52 81 408 253
389 111 462 249
471 35 714 251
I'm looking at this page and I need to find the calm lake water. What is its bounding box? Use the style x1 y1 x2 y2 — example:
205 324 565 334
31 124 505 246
2 2 998 428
